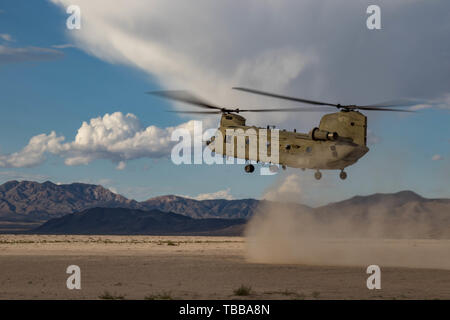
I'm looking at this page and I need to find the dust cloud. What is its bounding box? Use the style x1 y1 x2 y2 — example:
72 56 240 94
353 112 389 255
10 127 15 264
245 174 450 270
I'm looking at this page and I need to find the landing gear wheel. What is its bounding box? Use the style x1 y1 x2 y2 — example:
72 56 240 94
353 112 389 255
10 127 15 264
314 170 322 180
245 164 255 173
339 171 347 180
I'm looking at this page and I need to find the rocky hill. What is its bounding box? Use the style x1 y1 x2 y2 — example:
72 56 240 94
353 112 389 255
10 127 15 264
313 191 450 238
140 195 262 219
0 180 138 220
33 207 246 235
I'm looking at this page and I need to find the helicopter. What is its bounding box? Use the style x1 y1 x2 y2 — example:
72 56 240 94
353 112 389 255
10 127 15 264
150 88 414 180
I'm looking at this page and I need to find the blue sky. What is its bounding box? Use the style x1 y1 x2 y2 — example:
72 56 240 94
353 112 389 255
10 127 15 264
0 1 448 205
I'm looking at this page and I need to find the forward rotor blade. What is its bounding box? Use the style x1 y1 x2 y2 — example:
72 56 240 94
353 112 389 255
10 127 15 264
233 87 338 107
148 90 222 110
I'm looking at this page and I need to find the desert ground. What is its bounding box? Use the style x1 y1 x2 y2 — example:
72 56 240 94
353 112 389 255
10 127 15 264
0 235 449 300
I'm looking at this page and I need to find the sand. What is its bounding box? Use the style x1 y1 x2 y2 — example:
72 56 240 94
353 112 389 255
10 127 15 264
0 235 449 300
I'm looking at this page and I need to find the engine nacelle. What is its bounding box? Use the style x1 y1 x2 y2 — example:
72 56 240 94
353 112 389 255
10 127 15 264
310 127 339 141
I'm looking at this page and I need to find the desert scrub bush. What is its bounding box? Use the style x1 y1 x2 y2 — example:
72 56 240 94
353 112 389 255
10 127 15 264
233 285 253 296
144 291 173 300
98 291 125 300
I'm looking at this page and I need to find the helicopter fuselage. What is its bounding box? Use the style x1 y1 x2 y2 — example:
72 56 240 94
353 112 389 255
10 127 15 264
208 111 369 175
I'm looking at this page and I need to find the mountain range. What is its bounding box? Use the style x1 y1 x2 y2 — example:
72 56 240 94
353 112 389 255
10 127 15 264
0 180 261 220
0 180 137 220
0 180 448 236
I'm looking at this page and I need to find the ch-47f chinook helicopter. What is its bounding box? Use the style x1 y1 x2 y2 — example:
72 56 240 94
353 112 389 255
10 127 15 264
150 88 413 180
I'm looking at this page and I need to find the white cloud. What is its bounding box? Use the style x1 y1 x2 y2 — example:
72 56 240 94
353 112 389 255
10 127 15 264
263 174 303 202
0 171 50 182
432 154 443 161
0 45 63 63
434 94 450 110
48 0 325 129
51 43 76 49
116 161 126 170
194 188 234 201
367 129 381 145
409 94 450 111
3 2 448 170
49 0 450 132
0 112 208 168
0 132 64 168
63 112 211 166
0 34 13 42
409 104 432 111
178 188 234 201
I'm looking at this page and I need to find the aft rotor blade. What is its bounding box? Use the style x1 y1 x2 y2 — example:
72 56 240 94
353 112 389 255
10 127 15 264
148 90 222 110
233 87 338 107
362 99 420 108
354 106 415 112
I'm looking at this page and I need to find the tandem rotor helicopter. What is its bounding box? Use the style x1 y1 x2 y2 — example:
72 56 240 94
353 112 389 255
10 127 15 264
150 87 414 180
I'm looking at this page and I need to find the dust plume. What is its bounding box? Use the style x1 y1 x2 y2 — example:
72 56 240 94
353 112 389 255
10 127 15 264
245 174 450 270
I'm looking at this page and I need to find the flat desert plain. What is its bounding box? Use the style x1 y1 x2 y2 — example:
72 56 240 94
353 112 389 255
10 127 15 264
0 235 449 300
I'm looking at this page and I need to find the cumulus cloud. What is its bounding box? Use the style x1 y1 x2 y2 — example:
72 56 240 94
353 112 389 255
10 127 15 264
50 0 450 130
0 112 205 168
194 188 234 201
263 174 303 203
116 161 126 170
0 132 64 168
0 45 63 64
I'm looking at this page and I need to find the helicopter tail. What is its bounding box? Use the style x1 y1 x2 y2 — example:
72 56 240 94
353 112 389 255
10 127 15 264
318 111 367 146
